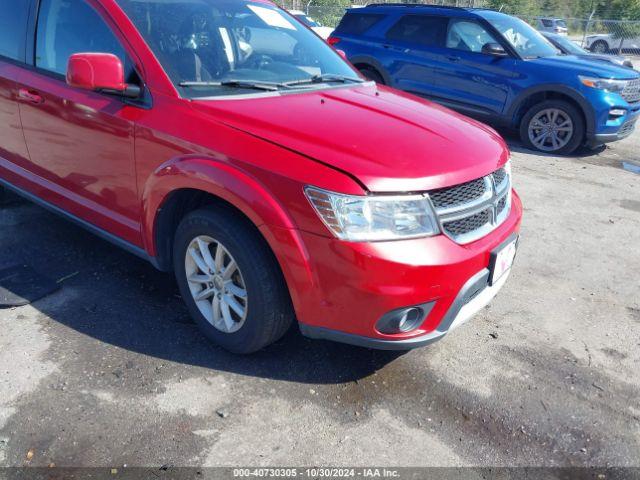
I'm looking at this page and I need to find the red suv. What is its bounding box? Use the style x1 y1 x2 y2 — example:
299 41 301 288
0 0 522 353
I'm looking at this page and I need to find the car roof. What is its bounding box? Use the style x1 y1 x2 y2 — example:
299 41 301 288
346 3 485 18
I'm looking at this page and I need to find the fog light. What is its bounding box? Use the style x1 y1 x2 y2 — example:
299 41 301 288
610 108 626 117
376 302 435 334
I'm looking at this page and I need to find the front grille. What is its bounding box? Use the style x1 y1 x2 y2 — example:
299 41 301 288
622 78 640 104
429 177 486 210
493 167 507 189
619 120 636 138
429 166 512 244
443 208 492 238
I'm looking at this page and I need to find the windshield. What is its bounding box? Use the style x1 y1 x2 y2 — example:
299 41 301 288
117 0 357 97
294 14 320 27
550 35 586 55
479 11 559 59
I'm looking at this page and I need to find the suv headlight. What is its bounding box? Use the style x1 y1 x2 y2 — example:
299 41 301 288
305 187 440 242
579 75 628 94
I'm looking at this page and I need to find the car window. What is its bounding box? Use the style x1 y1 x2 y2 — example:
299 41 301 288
35 0 128 77
0 0 31 61
446 19 499 53
335 12 385 36
386 15 448 47
118 0 357 97
541 19 552 27
295 14 320 28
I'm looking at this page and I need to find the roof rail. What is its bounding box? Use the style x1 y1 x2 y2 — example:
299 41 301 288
365 3 470 9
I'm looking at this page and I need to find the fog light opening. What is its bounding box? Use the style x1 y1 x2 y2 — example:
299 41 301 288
376 303 434 335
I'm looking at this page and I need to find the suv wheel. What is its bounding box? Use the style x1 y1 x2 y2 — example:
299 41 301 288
520 100 585 155
173 207 294 354
358 67 385 84
590 40 609 54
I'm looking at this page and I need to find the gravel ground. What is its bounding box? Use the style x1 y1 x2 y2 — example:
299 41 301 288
0 132 639 470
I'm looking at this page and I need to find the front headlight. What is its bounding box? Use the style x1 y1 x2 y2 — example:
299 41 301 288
305 187 440 242
579 75 628 94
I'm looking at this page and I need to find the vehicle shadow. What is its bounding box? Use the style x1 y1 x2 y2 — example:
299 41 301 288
0 199 405 386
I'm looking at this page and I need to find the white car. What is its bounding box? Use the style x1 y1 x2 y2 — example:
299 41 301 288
288 10 334 39
585 33 640 54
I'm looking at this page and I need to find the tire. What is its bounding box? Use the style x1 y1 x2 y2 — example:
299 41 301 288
173 207 294 354
590 40 609 54
519 100 585 155
359 67 385 85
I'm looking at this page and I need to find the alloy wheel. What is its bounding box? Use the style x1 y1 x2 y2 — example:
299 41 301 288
184 235 248 333
527 108 574 152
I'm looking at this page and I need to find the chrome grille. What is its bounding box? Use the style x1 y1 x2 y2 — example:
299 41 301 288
429 165 512 244
622 78 640 104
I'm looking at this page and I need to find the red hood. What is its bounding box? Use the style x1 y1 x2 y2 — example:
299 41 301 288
191 83 509 192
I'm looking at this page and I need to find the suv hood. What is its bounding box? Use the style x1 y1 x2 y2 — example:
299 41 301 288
529 55 639 79
191 84 509 193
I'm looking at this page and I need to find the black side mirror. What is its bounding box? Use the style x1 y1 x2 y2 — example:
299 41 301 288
482 42 508 57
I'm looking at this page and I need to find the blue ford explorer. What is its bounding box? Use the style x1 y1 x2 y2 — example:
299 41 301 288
329 4 640 154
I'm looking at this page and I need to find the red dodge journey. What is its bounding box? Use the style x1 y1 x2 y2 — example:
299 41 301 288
0 0 522 353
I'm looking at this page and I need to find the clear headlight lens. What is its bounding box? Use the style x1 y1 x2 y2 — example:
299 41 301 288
305 187 440 242
579 75 628 94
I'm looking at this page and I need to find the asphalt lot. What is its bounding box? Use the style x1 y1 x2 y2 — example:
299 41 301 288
0 131 639 470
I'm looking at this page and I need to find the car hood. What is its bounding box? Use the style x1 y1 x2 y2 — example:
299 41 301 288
529 55 638 79
578 53 630 67
191 83 509 192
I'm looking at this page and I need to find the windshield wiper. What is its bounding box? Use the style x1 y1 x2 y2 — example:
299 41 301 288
282 74 365 87
179 80 282 91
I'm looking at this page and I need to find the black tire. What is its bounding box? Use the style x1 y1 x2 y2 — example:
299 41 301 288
519 100 585 155
173 207 294 354
359 67 385 85
590 40 609 54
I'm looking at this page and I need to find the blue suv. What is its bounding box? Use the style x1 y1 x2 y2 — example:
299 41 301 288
329 4 640 154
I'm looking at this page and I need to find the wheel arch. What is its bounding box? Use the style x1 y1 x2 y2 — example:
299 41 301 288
350 55 392 85
141 156 317 318
508 85 595 138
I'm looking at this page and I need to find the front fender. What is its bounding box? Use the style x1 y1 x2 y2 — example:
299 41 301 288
141 155 319 319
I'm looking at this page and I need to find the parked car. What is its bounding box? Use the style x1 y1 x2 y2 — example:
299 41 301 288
288 10 334 39
541 32 634 69
0 0 522 353
536 17 568 36
330 5 640 154
584 33 640 54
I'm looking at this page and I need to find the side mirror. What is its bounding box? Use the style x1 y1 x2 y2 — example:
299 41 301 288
481 42 508 57
66 53 140 98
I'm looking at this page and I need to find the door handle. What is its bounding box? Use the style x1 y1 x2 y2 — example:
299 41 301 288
446 55 461 62
17 89 44 105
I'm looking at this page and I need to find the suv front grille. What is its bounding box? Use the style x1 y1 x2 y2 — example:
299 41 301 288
428 166 512 244
622 78 640 104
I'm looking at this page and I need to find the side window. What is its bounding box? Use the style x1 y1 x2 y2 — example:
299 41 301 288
0 0 31 61
35 0 127 76
335 13 385 36
446 19 499 53
385 15 448 47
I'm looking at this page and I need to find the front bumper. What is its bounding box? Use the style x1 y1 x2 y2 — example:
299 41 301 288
586 91 640 146
294 190 523 349
300 267 511 350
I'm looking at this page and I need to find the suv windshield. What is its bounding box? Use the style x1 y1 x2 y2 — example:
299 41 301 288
550 35 586 55
117 0 358 97
479 11 559 59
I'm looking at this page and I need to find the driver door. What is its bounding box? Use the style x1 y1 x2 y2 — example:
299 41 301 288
17 0 143 246
431 18 515 116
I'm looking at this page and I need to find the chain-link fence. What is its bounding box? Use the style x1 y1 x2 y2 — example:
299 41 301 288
275 1 640 56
